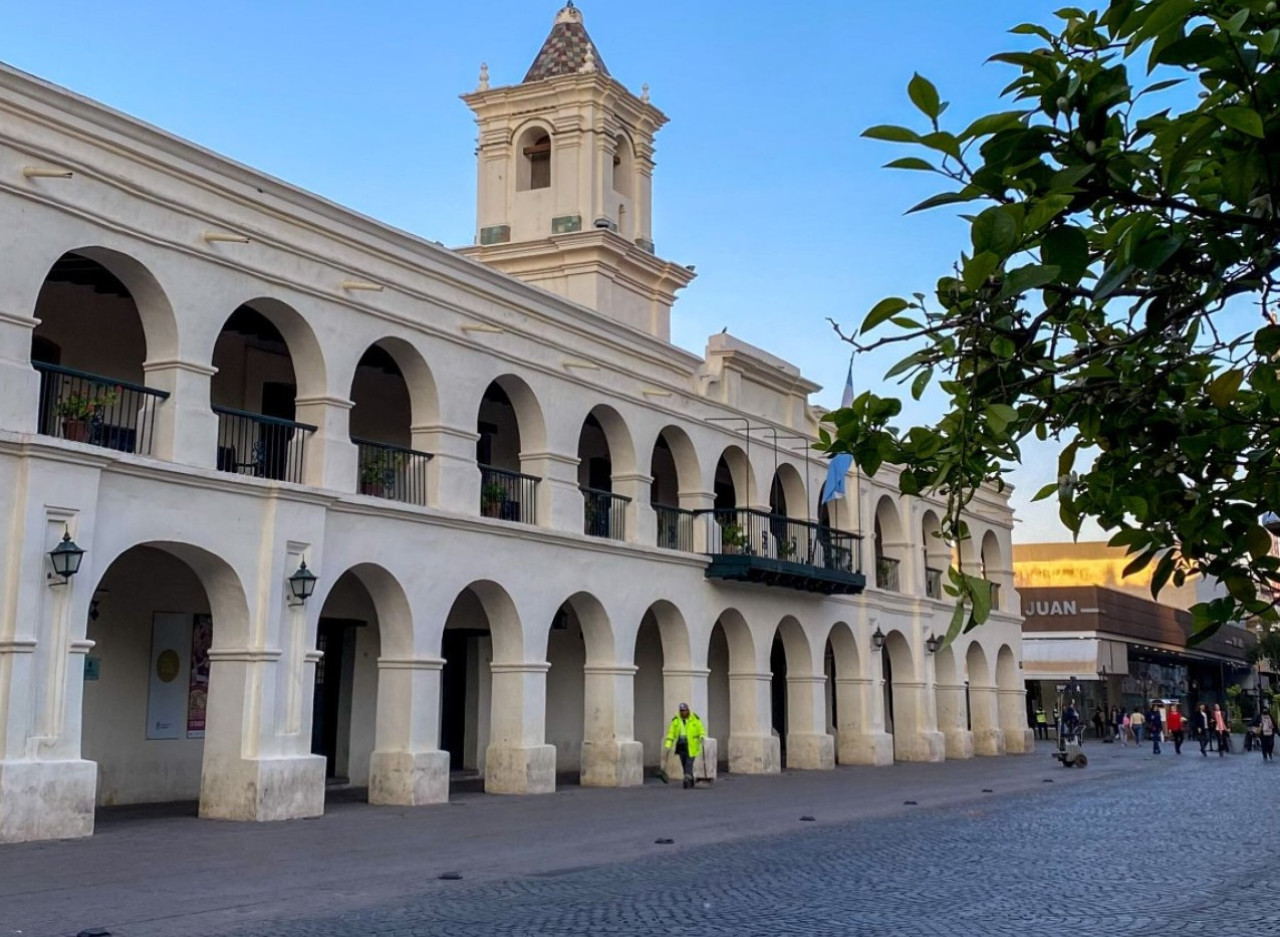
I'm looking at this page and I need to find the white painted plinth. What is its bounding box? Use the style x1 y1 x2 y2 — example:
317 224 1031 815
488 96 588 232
580 739 644 788
1004 728 1036 754
198 754 326 821
944 729 975 760
368 750 451 805
785 732 835 770
973 728 1006 757
836 731 894 766
727 734 781 775
0 759 96 844
484 744 556 794
894 730 947 763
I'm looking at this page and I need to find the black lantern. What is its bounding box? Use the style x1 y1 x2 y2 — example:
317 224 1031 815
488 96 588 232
287 560 317 606
48 529 85 582
871 626 885 651
926 633 941 654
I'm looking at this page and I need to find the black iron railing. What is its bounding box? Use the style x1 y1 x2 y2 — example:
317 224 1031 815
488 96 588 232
213 406 315 484
654 503 697 552
925 566 945 599
35 362 168 455
875 555 901 592
582 487 630 541
704 508 861 573
479 464 538 524
354 438 432 505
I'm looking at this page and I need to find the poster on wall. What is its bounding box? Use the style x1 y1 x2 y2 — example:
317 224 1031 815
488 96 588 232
146 612 190 740
187 614 212 738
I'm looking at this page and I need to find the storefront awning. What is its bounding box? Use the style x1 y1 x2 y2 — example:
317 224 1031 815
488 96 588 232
1022 638 1103 681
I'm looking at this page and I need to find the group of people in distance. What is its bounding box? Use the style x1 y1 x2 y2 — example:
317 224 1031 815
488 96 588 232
1063 700 1277 760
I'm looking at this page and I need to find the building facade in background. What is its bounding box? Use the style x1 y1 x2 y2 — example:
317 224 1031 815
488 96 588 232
0 4 1029 845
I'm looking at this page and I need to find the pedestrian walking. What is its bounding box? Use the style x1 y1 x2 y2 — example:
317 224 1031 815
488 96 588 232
1132 707 1146 744
1146 702 1163 755
1167 703 1184 755
1213 703 1230 756
1252 705 1276 762
1034 706 1048 740
1111 706 1124 745
664 703 705 789
1120 711 1131 746
1092 707 1106 740
1194 703 1211 756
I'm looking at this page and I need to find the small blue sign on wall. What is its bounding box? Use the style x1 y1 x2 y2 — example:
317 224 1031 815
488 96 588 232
84 657 100 681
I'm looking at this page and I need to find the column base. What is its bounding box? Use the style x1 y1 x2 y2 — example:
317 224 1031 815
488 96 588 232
198 754 326 821
580 739 644 788
484 744 556 794
785 733 835 770
661 737 718 782
0 759 96 844
836 731 894 766
368 750 450 806
944 729 975 760
727 734 781 774
1002 728 1035 754
973 728 1007 756
893 730 946 763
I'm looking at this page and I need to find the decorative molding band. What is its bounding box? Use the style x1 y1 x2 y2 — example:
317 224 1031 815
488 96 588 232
377 657 446 671
519 450 581 467
661 667 712 678
489 661 552 675
143 357 218 377
727 671 772 682
69 639 96 655
0 638 38 653
786 675 829 686
0 310 38 331
834 677 872 686
582 665 639 677
409 423 481 443
303 650 324 664
208 648 284 663
293 394 354 410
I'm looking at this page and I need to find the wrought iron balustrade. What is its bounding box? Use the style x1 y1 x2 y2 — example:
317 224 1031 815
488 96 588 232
213 406 315 484
35 362 168 456
582 487 629 541
653 503 697 552
354 438 432 506
925 566 945 600
702 507 864 594
479 464 538 524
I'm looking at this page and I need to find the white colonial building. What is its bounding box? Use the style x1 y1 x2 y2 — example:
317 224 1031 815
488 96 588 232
0 4 1031 844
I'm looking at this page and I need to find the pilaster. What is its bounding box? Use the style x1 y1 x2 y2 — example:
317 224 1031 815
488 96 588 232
611 472 653 546
999 688 1035 753
580 664 643 787
294 395 356 492
369 657 450 805
727 672 780 774
0 311 39 434
520 449 581 532
785 675 834 770
411 423 479 512
936 682 975 760
142 358 218 467
888 681 946 763
485 661 556 794
834 676 893 766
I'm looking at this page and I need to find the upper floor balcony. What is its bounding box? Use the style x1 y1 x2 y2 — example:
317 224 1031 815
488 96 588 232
702 508 865 596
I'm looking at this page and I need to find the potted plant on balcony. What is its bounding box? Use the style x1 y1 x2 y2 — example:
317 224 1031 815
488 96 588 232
777 538 797 561
481 480 507 518
720 523 748 554
56 385 119 443
359 449 405 497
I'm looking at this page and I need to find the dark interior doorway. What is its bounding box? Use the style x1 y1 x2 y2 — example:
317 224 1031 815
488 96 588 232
312 618 359 780
771 635 787 765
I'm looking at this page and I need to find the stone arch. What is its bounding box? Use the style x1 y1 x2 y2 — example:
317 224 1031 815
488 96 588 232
769 462 809 520
882 628 915 759
712 444 755 510
650 425 701 504
967 641 1004 756
514 122 553 191
555 591 616 666
980 529 1005 610
346 337 440 438
577 404 638 540
634 600 693 772
996 644 1019 691
966 642 993 688
612 132 634 198
934 642 971 760
477 372 549 465
452 579 524 663
312 562 415 659
824 620 869 765
770 616 830 770
212 296 327 401
873 495 907 592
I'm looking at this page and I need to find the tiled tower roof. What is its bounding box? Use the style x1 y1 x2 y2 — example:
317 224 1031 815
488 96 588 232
523 2 610 83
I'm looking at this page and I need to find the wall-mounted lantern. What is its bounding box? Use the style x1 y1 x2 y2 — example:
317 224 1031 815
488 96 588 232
871 626 885 651
287 560 317 607
48 529 85 583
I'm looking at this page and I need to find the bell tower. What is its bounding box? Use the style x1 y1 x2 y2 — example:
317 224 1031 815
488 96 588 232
458 2 694 340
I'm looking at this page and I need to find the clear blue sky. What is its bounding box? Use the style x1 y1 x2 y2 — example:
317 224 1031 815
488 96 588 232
2 0 1088 542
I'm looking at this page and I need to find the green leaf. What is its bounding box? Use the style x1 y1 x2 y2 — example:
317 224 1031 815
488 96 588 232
963 251 1001 292
1093 262 1135 300
906 191 977 214
861 297 910 334
1246 526 1273 561
1000 263 1059 298
884 157 937 171
1031 482 1059 502
1207 369 1244 408
863 125 922 143
1155 34 1226 67
958 110 1027 140
1040 226 1090 283
972 206 1019 257
1219 106 1265 139
908 73 942 120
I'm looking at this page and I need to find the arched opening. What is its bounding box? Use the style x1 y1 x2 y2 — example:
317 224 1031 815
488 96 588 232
650 426 700 551
349 340 436 505
612 134 633 198
211 302 312 483
517 127 552 191
934 643 971 759
921 509 948 599
980 530 1003 611
882 630 915 761
967 642 1003 756
873 496 905 592
31 251 169 454
577 409 621 540
711 447 753 554
476 377 542 524
769 616 823 768
707 609 764 773
634 601 692 773
767 463 810 562
439 581 523 790
311 571 384 788
825 622 863 764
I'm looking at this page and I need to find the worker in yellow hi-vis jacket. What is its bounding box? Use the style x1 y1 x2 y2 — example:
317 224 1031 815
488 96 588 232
664 703 705 789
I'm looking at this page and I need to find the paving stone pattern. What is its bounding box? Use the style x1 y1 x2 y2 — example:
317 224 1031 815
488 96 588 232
213 753 1278 937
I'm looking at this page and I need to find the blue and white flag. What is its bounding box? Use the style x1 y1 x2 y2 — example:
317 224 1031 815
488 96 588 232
822 453 854 504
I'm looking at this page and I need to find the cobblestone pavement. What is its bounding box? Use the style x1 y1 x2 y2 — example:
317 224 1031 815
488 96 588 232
5 742 1278 936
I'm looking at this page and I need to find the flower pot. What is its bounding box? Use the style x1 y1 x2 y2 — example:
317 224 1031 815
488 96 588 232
361 481 386 498
62 419 91 442
482 500 503 518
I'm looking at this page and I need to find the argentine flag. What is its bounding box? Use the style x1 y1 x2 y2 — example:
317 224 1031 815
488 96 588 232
823 356 855 504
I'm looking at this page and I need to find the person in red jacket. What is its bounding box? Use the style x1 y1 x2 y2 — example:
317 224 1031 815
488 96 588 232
1166 703 1185 755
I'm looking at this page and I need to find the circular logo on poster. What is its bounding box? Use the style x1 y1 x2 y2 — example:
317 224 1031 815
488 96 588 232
156 649 181 683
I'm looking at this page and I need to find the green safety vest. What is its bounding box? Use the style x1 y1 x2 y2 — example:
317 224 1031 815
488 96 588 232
664 713 705 759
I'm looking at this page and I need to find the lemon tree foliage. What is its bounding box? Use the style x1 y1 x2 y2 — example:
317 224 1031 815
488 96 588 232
821 1 1280 645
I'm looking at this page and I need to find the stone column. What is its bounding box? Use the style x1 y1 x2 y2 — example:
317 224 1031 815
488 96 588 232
969 685 1006 756
936 682 975 759
611 472 653 547
0 310 39 434
681 491 715 552
294 395 357 492
520 450 581 532
411 424 479 512
999 688 1035 753
580 664 643 787
727 671 780 774
368 657 450 805
198 646 326 821
785 675 835 770
834 674 894 766
889 681 946 762
141 358 219 467
485 661 556 794
661 666 717 781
